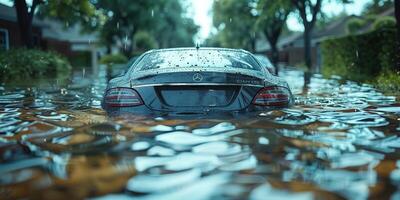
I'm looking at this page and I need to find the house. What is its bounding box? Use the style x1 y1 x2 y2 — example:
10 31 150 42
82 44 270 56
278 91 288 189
0 3 103 68
0 3 44 49
256 7 395 70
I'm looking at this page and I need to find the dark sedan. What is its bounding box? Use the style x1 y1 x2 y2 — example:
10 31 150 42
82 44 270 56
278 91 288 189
102 48 293 115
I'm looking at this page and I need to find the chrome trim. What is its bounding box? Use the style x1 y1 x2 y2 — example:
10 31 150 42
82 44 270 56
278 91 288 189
131 82 264 88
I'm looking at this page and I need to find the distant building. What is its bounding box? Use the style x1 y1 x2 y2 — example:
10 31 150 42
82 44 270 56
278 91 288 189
0 3 44 49
0 3 104 67
256 7 395 70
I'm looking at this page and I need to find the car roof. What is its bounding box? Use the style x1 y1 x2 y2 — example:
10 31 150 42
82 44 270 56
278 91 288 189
144 47 252 55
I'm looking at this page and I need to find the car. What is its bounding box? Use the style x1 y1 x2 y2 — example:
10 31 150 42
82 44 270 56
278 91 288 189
102 48 293 115
253 54 276 75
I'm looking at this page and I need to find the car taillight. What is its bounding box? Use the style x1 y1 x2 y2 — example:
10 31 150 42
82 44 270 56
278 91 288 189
252 86 290 106
105 87 143 107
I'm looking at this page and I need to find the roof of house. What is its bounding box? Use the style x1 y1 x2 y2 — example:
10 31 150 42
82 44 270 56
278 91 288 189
280 15 365 48
40 18 99 44
255 31 303 52
256 7 395 52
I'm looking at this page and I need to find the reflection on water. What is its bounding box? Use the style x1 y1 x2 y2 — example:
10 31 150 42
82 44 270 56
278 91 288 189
0 66 399 200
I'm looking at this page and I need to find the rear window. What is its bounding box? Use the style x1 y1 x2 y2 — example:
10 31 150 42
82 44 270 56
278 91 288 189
134 49 261 72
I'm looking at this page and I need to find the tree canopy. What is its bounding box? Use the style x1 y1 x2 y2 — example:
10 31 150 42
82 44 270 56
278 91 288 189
256 0 292 70
13 0 99 48
96 0 198 56
212 0 258 51
363 0 394 15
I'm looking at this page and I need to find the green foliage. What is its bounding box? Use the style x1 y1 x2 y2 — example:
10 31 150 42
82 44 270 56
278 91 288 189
362 0 394 15
38 0 103 31
0 48 71 82
375 69 400 93
346 18 367 34
69 51 92 68
256 0 292 38
134 31 158 53
96 0 197 55
372 16 396 30
321 26 397 83
150 0 198 48
316 12 347 29
212 0 258 51
96 0 156 55
99 54 128 65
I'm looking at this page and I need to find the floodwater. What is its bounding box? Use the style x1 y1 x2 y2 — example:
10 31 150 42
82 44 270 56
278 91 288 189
1 65 400 200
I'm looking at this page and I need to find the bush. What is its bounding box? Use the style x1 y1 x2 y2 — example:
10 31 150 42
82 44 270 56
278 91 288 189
99 54 128 65
346 18 367 34
134 31 158 53
375 70 400 93
69 51 92 67
372 16 396 31
321 26 396 82
0 48 71 82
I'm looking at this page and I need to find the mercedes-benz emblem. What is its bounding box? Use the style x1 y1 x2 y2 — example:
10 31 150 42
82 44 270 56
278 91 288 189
193 73 203 82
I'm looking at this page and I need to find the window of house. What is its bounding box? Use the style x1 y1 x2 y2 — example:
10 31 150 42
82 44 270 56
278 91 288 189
0 29 9 50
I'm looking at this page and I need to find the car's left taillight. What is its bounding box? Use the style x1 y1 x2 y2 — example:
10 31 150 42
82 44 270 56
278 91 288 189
105 87 143 107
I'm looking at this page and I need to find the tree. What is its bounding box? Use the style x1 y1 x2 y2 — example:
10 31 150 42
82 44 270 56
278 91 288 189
396 0 400 70
346 18 367 34
257 0 292 74
151 0 198 48
13 0 98 48
363 0 394 15
96 0 198 56
212 0 258 52
290 0 351 70
134 31 158 53
95 0 157 56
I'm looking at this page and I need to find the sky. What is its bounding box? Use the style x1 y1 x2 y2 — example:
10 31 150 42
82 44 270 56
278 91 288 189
189 0 373 41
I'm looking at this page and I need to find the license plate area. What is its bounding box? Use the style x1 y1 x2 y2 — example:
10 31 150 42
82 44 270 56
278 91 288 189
156 85 239 107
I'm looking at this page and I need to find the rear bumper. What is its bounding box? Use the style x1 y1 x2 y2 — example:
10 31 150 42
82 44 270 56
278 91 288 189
103 104 280 117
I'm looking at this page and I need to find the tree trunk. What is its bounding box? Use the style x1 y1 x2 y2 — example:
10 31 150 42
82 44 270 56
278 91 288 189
120 38 133 57
303 71 311 95
395 0 400 71
106 45 112 54
15 0 34 48
250 35 256 53
303 26 312 71
271 43 279 75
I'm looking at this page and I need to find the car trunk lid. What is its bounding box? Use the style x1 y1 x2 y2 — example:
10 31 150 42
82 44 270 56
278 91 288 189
155 85 240 108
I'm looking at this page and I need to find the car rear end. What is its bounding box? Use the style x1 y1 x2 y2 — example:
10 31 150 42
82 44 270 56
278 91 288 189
102 48 293 116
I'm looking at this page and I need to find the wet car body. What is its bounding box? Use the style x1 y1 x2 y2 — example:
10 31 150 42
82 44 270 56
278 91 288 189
253 54 276 75
102 48 293 116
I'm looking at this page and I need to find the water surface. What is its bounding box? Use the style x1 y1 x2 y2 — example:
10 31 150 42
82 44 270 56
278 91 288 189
1 66 399 200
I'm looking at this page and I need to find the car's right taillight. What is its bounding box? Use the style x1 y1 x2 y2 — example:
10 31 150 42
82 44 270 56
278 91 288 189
252 86 291 106
105 87 143 107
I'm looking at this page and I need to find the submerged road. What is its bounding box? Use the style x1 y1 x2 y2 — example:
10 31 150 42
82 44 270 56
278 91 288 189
0 66 400 200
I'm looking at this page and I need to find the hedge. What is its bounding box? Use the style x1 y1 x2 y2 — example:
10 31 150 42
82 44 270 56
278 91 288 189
0 48 72 82
99 54 128 65
69 51 92 67
321 26 397 82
